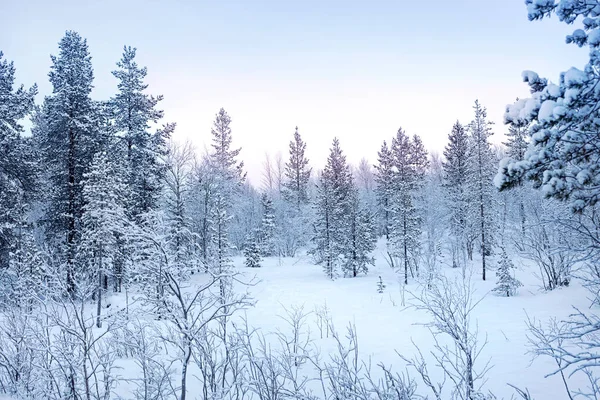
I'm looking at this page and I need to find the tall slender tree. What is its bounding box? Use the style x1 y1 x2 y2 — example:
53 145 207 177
283 126 311 208
111 46 173 218
467 100 496 281
344 189 376 277
389 129 428 284
374 140 394 239
79 151 128 327
312 138 353 279
36 31 100 296
207 108 244 299
0 52 37 270
258 193 276 256
443 121 471 267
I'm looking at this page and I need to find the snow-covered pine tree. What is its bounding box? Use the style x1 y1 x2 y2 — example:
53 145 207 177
493 247 522 297
277 127 312 256
312 138 353 280
111 46 174 219
503 119 530 235
467 100 496 281
422 153 446 283
258 192 276 256
283 126 311 208
36 31 101 296
496 2 600 213
80 151 128 327
163 140 194 269
389 129 428 284
344 190 376 277
374 140 394 239
0 52 37 271
244 234 262 268
0 228 46 309
443 121 472 267
207 108 244 300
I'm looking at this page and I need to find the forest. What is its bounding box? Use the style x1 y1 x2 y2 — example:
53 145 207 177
1 1 600 399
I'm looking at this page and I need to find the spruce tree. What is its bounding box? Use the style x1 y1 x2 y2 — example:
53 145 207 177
389 128 428 284
503 120 529 235
258 193 276 256
0 52 37 270
374 140 394 239
111 46 173 218
37 31 100 296
283 126 311 208
244 234 262 268
493 247 522 297
164 141 194 269
443 121 471 267
467 100 496 281
80 151 128 327
344 190 376 277
312 138 353 280
207 108 244 300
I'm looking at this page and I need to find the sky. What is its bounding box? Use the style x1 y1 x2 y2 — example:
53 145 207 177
1 0 589 186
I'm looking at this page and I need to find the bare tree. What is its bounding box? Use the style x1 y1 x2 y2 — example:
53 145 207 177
410 275 492 400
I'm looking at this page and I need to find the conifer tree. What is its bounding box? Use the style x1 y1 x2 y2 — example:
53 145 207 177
36 31 100 296
80 151 128 327
493 247 522 297
344 191 376 277
164 140 194 269
111 46 174 218
374 140 394 239
207 108 244 300
443 121 471 267
0 52 37 270
283 126 311 208
312 138 353 280
389 129 428 284
467 100 496 281
244 234 262 268
503 120 529 235
258 193 276 256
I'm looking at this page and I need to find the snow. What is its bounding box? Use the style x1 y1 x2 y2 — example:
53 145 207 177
587 28 600 47
563 67 587 86
91 240 590 399
538 99 557 122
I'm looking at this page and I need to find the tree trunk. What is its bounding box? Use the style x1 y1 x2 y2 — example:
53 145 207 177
67 127 76 298
97 244 103 328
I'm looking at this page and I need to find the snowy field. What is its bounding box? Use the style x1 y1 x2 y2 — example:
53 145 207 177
95 241 588 400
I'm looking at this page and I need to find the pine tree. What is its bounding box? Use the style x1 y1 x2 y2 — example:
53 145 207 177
389 128 428 284
244 234 262 268
344 192 376 277
80 151 128 327
443 121 471 267
503 119 529 235
111 46 173 218
493 247 522 297
374 140 394 239
0 52 37 270
467 100 496 281
258 193 276 256
207 108 244 300
283 126 311 208
36 31 101 296
312 138 353 280
164 140 194 269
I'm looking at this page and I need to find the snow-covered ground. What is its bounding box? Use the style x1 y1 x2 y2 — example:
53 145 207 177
104 240 589 399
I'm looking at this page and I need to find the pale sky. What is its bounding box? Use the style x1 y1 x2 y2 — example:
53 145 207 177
2 0 588 186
